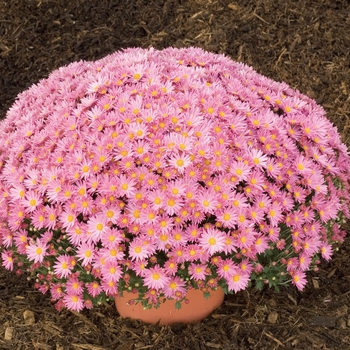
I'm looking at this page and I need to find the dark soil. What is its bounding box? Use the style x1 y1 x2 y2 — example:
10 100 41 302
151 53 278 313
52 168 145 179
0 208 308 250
1 0 350 349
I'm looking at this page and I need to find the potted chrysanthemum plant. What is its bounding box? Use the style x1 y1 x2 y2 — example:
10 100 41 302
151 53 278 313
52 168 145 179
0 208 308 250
1 47 349 324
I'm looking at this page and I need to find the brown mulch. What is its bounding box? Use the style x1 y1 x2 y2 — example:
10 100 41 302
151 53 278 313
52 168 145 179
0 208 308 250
0 0 350 349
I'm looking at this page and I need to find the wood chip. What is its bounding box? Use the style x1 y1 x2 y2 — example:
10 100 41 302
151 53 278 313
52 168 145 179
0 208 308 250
4 327 14 341
56 346 66 350
263 331 285 348
23 310 36 325
338 319 347 329
42 322 62 336
312 277 320 289
70 310 98 332
204 342 222 349
287 293 298 306
32 341 52 350
228 3 239 11
72 344 106 350
267 311 279 324
327 268 336 278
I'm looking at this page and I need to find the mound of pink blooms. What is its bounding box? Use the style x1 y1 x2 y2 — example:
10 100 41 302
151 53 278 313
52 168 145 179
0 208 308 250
0 47 350 311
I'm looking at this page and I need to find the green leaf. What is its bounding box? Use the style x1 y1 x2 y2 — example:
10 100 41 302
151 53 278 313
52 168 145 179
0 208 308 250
203 291 210 300
175 301 182 310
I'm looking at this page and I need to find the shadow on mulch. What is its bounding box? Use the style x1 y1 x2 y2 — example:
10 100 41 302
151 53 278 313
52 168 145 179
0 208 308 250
0 0 350 349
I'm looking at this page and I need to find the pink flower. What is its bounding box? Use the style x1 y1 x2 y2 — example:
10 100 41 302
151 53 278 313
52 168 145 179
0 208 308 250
196 189 220 214
66 277 84 295
53 255 73 278
31 208 46 230
102 280 118 296
26 239 47 264
101 261 122 283
188 263 209 281
247 170 265 190
235 228 256 250
86 281 103 298
320 243 333 261
216 208 238 229
1 228 13 248
117 174 137 197
254 235 269 254
143 265 170 290
22 190 41 213
44 206 59 230
59 210 76 230
230 161 251 181
227 271 250 293
128 238 153 261
100 227 123 246
168 153 192 174
248 148 268 169
290 270 307 290
102 205 121 225
63 293 84 312
164 259 178 275
13 229 28 253
50 283 64 300
294 155 314 176
163 196 184 216
132 260 148 277
298 254 311 271
9 184 26 201
267 204 283 227
163 277 187 299
87 214 108 242
76 243 94 266
1 250 14 270
239 259 253 274
217 259 236 280
198 228 226 255
65 224 85 246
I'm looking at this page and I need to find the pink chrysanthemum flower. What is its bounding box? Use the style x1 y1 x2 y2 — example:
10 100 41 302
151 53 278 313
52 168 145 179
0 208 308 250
50 283 64 301
227 271 250 293
86 281 103 298
188 263 209 281
1 250 14 270
26 239 47 264
143 265 170 290
198 228 227 255
163 277 187 299
66 277 84 295
87 215 108 242
290 270 308 291
63 293 84 312
168 153 192 174
76 243 95 267
320 243 333 261
128 238 154 261
53 254 74 279
217 259 237 280
101 261 122 283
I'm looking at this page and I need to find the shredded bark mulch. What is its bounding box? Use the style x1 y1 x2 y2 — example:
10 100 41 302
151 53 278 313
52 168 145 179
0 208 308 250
0 0 350 349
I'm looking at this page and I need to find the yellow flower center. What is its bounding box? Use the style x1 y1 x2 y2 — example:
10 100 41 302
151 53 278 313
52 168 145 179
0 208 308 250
36 247 42 255
233 275 240 282
152 273 160 280
209 237 216 245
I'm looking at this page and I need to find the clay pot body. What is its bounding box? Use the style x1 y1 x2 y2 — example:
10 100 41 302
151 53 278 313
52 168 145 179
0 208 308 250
115 288 225 325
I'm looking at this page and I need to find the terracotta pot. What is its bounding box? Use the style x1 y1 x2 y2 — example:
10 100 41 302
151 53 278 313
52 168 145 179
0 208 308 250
115 288 225 325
